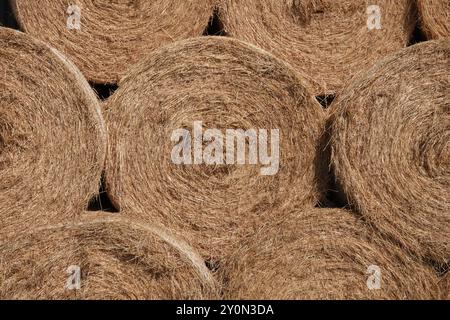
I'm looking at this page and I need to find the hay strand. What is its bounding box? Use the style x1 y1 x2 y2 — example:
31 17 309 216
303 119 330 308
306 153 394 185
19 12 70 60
417 0 450 39
105 36 328 261
222 208 441 300
0 27 106 235
0 212 219 299
330 39 450 263
11 0 216 83
218 0 416 95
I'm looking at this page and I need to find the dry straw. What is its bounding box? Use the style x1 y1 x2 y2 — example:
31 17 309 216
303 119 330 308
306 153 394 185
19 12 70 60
0 212 219 299
446 273 450 299
330 39 449 264
0 27 106 235
105 36 328 261
218 0 416 95
417 0 450 39
222 208 441 300
11 0 215 84
441 271 450 300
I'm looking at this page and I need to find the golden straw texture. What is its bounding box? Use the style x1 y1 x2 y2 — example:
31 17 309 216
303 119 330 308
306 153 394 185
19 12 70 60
443 272 450 299
11 0 215 83
0 27 106 235
105 36 328 261
0 212 219 299
222 208 441 300
418 0 450 39
218 0 415 95
330 39 449 263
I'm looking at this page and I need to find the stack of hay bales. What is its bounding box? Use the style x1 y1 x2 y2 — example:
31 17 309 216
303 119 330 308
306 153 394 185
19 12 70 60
0 0 448 300
0 27 217 300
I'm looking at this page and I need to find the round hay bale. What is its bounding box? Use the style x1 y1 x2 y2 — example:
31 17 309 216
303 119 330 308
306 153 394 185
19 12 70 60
0 27 106 234
105 36 328 261
0 212 219 299
418 0 450 39
330 39 450 263
11 0 215 83
222 208 441 300
218 0 416 95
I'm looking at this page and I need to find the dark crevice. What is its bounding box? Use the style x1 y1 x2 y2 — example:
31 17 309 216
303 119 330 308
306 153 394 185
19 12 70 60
408 1 427 46
0 1 19 30
90 82 118 101
408 22 427 46
316 94 335 109
314 119 349 210
429 261 449 277
203 8 226 36
317 179 349 209
315 117 349 210
205 258 220 272
315 159 349 209
87 175 119 213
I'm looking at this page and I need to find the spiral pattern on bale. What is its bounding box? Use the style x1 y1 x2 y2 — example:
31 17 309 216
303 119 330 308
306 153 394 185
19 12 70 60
0 27 106 235
0 212 219 299
218 0 416 95
222 208 441 300
330 39 449 263
105 36 328 261
418 0 450 39
11 0 216 83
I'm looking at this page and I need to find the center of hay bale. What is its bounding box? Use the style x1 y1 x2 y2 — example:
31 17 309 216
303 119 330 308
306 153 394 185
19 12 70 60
104 37 327 261
286 0 362 26
417 132 450 179
288 0 326 25
192 164 235 179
